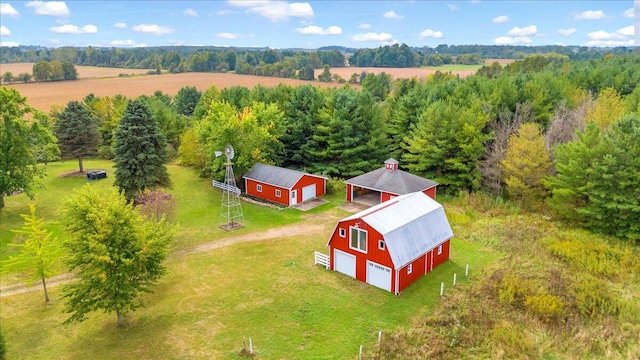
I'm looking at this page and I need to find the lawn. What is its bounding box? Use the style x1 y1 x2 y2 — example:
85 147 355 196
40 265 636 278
0 159 499 359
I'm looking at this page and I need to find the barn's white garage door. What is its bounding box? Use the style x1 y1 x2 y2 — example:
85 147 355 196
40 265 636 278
334 249 356 278
302 184 317 201
366 261 391 291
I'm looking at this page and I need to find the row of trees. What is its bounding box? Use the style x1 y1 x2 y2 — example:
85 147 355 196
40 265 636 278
1 61 78 84
348 44 484 68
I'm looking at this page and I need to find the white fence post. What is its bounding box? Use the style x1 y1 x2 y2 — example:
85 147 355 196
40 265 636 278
453 273 457 286
249 338 253 354
378 330 382 345
440 282 444 296
359 344 363 359
465 264 469 277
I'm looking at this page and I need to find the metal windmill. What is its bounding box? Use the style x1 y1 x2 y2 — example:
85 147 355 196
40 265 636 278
212 145 245 231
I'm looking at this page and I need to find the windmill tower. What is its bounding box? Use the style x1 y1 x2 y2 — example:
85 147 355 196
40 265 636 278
212 145 245 231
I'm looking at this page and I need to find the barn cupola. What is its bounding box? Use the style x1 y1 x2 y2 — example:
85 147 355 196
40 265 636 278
384 158 399 172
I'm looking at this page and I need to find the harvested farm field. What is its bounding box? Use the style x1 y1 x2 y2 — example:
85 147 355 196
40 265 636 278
3 69 342 112
321 66 478 81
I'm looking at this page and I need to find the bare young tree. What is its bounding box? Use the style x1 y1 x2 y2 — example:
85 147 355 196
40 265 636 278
545 95 592 152
481 102 533 195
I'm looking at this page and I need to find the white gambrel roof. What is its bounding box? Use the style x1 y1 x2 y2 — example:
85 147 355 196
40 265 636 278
343 191 454 268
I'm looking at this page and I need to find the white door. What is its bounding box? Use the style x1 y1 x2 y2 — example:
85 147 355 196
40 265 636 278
302 184 316 201
366 261 392 291
334 249 356 278
290 189 297 206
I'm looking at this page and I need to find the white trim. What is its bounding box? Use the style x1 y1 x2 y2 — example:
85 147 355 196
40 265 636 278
256 184 262 192
378 239 385 250
395 269 399 295
437 245 442 255
275 189 281 197
339 228 346 238
407 263 413 275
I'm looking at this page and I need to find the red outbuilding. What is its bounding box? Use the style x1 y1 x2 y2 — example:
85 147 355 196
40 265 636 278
243 163 327 207
327 191 453 294
345 158 438 206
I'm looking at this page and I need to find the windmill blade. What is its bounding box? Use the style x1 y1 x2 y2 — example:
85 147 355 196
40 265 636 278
225 145 235 159
214 151 223 158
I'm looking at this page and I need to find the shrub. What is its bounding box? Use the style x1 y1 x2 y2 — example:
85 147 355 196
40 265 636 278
524 294 566 322
574 277 623 318
325 177 345 195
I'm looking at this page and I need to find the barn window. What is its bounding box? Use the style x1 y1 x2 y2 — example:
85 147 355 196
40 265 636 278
339 228 346 238
350 227 367 253
437 245 442 255
257 184 262 192
407 264 413 274
275 189 281 197
378 240 385 250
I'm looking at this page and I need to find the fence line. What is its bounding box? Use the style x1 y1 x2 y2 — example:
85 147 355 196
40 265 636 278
314 251 330 269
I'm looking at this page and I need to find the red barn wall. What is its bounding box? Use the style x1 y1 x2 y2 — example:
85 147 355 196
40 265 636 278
329 219 393 283
244 179 290 206
293 175 327 203
432 239 451 269
423 187 437 200
380 192 395 203
398 255 427 293
346 184 354 201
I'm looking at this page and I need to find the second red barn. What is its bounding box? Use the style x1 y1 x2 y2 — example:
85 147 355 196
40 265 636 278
327 191 454 294
243 163 327 207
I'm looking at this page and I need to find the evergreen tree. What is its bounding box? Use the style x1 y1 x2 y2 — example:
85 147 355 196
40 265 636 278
0 88 44 208
281 85 326 168
500 123 552 209
61 185 174 326
113 99 171 201
54 100 100 173
174 86 202 117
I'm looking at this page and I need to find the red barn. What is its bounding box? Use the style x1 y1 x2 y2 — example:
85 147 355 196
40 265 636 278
328 191 453 294
346 158 438 205
243 163 327 207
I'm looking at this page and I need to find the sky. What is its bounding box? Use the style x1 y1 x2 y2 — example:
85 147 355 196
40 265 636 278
0 1 638 49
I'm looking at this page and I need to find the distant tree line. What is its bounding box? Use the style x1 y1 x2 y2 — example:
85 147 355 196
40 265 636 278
1 60 78 84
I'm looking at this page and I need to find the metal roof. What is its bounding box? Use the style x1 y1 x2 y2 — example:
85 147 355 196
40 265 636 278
242 163 326 190
343 192 454 268
345 166 438 195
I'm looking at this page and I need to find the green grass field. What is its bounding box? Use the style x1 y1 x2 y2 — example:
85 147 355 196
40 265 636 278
0 159 499 359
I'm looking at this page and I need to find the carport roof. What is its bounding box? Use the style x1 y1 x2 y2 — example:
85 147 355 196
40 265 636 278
345 167 438 195
243 163 326 190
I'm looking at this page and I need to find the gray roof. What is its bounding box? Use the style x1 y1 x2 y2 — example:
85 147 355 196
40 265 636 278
343 191 453 268
345 167 438 195
243 163 326 190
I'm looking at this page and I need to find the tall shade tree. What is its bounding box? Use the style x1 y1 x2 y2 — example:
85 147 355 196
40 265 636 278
30 111 60 165
586 87 626 130
54 100 100 173
1 204 64 303
88 95 128 159
61 185 174 326
500 123 552 209
113 99 171 201
403 100 490 193
0 88 43 208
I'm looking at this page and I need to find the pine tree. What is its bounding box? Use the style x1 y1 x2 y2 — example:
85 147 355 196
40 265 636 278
113 99 171 201
61 185 174 326
54 101 100 172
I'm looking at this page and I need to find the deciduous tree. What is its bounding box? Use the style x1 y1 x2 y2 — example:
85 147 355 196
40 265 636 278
1 204 64 303
61 185 174 326
500 123 552 209
113 99 171 201
54 101 100 172
0 88 43 208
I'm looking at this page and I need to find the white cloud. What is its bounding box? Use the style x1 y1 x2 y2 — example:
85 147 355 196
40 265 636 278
49 24 98 34
217 9 231 16
26 1 69 16
114 22 127 29
227 1 314 22
616 25 634 37
585 39 634 47
358 23 371 30
132 24 175 35
492 15 509 23
0 25 10 36
574 10 605 20
587 30 624 41
1 3 20 17
184 8 198 17
623 8 634 18
508 25 537 36
110 39 137 47
419 29 443 39
296 25 341 35
383 11 403 19
1 41 20 47
558 28 577 36
216 32 255 39
448 4 459 11
494 36 532 45
352 32 394 42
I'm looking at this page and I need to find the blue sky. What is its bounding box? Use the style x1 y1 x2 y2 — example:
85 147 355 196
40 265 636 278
0 1 637 49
